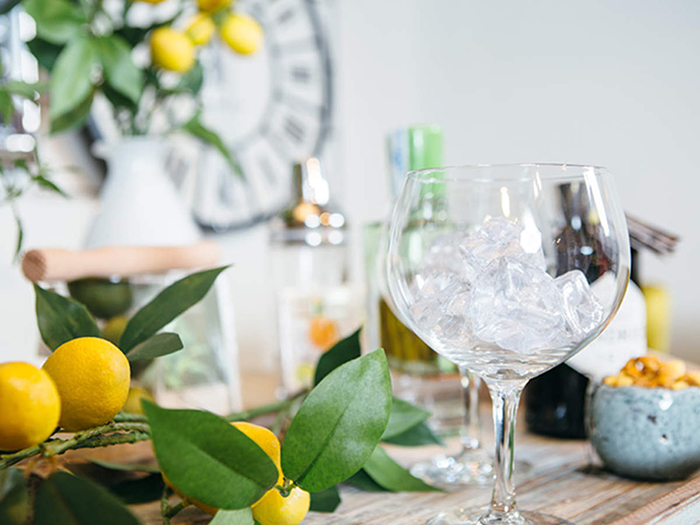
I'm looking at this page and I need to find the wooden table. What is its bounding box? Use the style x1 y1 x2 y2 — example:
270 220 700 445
70 416 699 525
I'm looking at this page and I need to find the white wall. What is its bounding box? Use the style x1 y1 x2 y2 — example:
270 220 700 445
1 0 698 365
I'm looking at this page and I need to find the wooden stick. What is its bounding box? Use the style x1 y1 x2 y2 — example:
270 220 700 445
21 241 221 282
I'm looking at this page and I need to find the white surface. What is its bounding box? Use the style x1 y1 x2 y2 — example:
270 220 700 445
1 0 698 366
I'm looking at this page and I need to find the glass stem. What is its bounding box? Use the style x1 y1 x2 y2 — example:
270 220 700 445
459 365 481 451
485 380 525 518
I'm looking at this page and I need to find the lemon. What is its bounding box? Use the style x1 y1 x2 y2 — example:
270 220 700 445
197 0 231 13
253 486 310 525
220 14 263 55
68 278 133 320
102 315 129 346
122 386 154 415
186 13 216 46
165 422 282 515
42 337 130 432
150 28 196 72
0 363 60 451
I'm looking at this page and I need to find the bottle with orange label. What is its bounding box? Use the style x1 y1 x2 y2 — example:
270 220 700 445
270 159 363 393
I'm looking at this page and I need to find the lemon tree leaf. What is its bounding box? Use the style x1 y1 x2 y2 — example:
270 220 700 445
34 471 141 525
109 474 164 504
0 468 29 525
27 38 63 72
382 420 444 447
50 89 95 133
182 112 242 178
89 460 160 474
125 333 183 361
95 36 143 105
362 446 441 493
381 397 431 440
23 0 85 45
0 91 13 123
313 327 361 385
49 37 97 122
34 284 100 350
345 469 388 492
143 402 278 510
120 266 228 352
282 349 392 493
210 508 255 525
309 486 341 513
0 0 21 15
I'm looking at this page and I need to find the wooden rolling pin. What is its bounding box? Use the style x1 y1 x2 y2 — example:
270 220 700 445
22 241 221 282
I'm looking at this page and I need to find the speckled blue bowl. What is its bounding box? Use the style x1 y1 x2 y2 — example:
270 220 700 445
589 384 700 481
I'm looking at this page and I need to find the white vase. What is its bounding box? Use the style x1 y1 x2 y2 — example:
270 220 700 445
85 137 200 248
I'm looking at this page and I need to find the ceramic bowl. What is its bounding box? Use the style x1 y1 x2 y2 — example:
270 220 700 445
589 384 700 481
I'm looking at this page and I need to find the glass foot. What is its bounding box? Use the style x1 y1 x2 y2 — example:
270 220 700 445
426 509 574 525
411 449 534 490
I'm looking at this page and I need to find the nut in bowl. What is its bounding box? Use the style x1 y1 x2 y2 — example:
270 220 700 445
590 356 700 481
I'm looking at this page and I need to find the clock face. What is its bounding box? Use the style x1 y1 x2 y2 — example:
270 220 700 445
194 0 334 230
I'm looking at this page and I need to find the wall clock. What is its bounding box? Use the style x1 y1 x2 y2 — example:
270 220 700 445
192 0 335 230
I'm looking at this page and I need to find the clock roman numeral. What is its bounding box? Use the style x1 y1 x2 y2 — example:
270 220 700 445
278 8 295 24
291 66 310 83
283 116 305 144
258 154 277 186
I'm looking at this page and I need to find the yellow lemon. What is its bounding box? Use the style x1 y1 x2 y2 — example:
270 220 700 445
122 386 154 415
220 14 263 55
150 28 196 72
0 362 60 451
101 315 129 346
186 13 216 46
252 486 310 525
197 0 231 13
42 337 130 432
166 422 282 515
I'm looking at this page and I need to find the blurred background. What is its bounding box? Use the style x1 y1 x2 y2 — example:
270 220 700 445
0 0 697 377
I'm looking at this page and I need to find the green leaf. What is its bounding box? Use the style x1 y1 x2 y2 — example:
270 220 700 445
382 420 444 447
0 91 13 123
23 0 86 45
109 474 164 504
34 471 141 525
182 112 242 179
120 266 228 352
50 89 94 133
281 349 392 493
49 37 97 121
0 468 29 525
13 214 22 261
115 15 178 48
309 486 341 513
125 332 183 361
362 446 441 492
210 508 255 525
102 84 138 112
381 397 431 440
33 174 68 197
27 38 63 72
174 61 204 94
0 0 22 15
313 327 361 385
34 284 101 350
345 469 387 492
1 80 46 99
95 35 143 104
143 401 278 510
90 459 160 474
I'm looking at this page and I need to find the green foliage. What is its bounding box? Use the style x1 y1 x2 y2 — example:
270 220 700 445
382 420 443 447
34 472 140 525
182 112 242 178
125 332 183 362
309 486 341 513
345 469 387 492
362 446 441 492
381 397 431 440
109 474 164 504
0 0 22 15
282 349 392 493
119 266 228 352
313 327 361 385
210 508 255 525
94 36 143 105
90 460 160 474
23 0 86 45
0 468 29 525
26 38 62 72
49 37 97 121
144 402 279 510
34 284 101 350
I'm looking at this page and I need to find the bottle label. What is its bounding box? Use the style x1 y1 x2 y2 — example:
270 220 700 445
567 280 647 381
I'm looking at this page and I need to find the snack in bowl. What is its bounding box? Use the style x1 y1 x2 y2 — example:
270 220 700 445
590 356 700 481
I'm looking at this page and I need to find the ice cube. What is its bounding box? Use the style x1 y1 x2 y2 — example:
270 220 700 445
470 257 564 353
434 315 473 346
410 297 442 329
555 269 604 340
